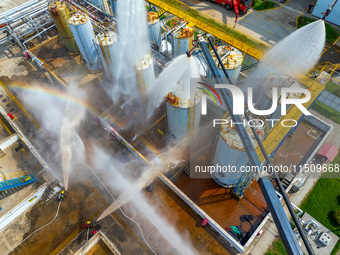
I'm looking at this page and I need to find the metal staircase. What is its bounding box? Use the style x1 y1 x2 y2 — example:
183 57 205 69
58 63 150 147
0 174 37 200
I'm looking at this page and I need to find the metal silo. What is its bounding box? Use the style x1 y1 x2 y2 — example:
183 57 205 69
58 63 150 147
48 1 78 53
209 45 243 85
173 27 194 57
68 11 101 71
90 0 112 15
95 31 118 81
255 77 305 121
148 12 162 47
165 78 202 146
211 111 267 188
134 54 156 105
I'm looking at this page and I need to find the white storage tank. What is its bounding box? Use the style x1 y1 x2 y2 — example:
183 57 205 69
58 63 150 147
68 11 101 71
134 54 156 105
148 11 162 47
211 111 266 188
165 79 202 146
209 45 243 85
95 31 118 81
90 0 112 15
173 26 194 57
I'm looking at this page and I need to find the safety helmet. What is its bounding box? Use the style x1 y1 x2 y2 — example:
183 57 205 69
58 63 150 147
87 221 91 224
61 191 65 194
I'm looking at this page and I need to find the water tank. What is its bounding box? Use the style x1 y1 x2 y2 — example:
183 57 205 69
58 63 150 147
209 45 243 85
90 0 112 15
48 1 78 53
148 12 162 47
165 78 202 146
134 54 156 105
68 11 101 71
173 27 194 57
211 111 266 188
95 31 118 81
256 77 305 121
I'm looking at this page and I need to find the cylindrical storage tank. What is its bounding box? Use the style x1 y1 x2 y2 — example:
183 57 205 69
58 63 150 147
209 45 243 85
148 12 162 47
95 31 118 81
134 54 156 105
165 79 202 146
256 77 305 122
68 11 101 71
173 27 194 57
109 0 117 16
90 0 112 15
211 111 266 188
48 1 78 53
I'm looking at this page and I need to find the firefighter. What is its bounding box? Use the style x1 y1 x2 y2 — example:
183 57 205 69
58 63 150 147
83 221 93 229
57 191 67 201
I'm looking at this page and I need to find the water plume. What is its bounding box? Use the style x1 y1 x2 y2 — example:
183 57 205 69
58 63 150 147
146 55 201 118
91 147 198 255
60 85 86 190
255 20 326 79
111 0 151 104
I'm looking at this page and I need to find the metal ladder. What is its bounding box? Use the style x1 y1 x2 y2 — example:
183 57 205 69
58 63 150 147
135 62 147 104
0 174 38 200
102 0 113 16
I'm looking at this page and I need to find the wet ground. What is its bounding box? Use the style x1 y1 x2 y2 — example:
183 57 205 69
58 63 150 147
86 239 113 255
272 121 321 167
174 174 268 236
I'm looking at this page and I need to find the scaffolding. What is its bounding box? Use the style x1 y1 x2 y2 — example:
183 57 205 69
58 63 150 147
0 0 54 50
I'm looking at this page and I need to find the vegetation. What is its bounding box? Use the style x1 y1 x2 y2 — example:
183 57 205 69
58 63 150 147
266 152 340 255
252 0 277 11
159 14 167 20
166 17 180 28
297 16 339 44
312 101 340 124
325 81 340 94
299 151 340 255
194 30 200 40
333 209 340 226
265 238 287 255
335 87 340 98
161 0 268 50
311 101 340 124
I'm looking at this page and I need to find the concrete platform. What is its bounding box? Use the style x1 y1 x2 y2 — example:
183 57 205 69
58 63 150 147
299 212 339 255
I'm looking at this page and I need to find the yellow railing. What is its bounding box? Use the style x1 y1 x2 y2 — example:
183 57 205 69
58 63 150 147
256 75 329 163
147 0 268 60
0 170 29 181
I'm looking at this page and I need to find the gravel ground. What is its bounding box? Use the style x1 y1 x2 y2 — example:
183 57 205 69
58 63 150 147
0 0 31 14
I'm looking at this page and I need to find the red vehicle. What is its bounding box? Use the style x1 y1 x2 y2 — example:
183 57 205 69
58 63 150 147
211 0 252 14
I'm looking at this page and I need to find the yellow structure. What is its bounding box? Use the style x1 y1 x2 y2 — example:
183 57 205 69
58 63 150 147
48 1 79 53
147 0 266 59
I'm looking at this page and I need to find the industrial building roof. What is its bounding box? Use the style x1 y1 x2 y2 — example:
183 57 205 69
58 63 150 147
318 143 339 162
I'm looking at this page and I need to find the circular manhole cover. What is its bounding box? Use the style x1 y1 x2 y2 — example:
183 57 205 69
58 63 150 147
10 108 15 112
2 99 7 103
0 95 3 98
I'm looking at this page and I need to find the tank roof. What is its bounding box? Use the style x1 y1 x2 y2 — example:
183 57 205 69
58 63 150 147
96 31 118 46
166 79 202 108
68 11 89 25
148 11 159 24
220 111 266 151
174 27 194 39
211 46 243 71
48 1 66 10
134 54 153 70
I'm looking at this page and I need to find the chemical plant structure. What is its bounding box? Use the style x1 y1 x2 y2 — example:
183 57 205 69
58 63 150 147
0 0 339 255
